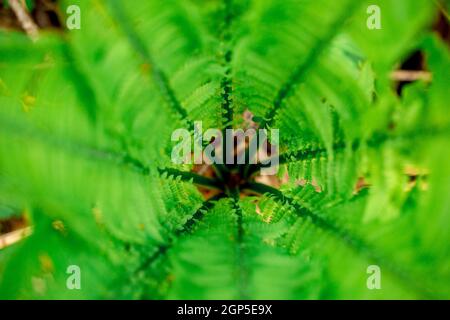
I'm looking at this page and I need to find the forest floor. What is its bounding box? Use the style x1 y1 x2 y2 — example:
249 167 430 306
0 0 61 30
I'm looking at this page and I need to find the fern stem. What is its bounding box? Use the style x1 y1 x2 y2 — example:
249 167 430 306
260 1 362 129
232 196 249 299
0 114 224 193
106 0 193 131
135 194 224 274
247 140 350 177
215 0 237 177
244 182 440 299
60 43 99 122
248 123 450 176
107 1 230 179
220 0 235 130
241 0 364 179
158 167 223 190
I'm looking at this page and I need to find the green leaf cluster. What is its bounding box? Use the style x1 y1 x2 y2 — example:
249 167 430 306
0 0 449 299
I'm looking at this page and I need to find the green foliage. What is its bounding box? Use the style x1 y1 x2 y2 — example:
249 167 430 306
0 0 449 299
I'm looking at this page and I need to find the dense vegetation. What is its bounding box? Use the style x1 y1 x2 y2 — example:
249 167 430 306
0 0 449 299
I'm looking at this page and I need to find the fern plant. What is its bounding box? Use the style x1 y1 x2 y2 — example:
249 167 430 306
0 0 449 299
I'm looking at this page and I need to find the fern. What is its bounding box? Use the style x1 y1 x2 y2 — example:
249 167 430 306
0 0 449 299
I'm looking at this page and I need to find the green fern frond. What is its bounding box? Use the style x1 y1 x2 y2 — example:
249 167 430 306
0 0 449 300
